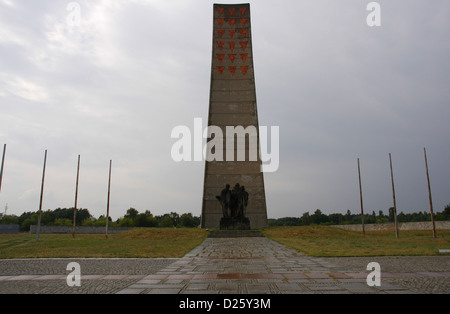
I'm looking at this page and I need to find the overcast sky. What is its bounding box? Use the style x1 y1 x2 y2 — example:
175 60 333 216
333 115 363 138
1 0 449 220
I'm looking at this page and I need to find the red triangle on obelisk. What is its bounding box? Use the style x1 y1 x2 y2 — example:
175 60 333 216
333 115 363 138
228 19 236 27
241 66 248 75
228 30 236 38
217 66 225 75
240 41 248 50
240 18 247 27
217 30 225 38
239 29 248 38
228 8 235 16
228 42 236 51
239 7 247 15
240 54 248 63
229 66 237 76
217 41 224 50
217 54 225 62
217 19 224 27
228 54 236 63
217 7 224 15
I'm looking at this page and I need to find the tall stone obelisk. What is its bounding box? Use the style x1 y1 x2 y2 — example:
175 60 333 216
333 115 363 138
201 3 268 229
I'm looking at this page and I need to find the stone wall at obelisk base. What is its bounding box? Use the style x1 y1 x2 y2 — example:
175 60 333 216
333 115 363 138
201 3 268 229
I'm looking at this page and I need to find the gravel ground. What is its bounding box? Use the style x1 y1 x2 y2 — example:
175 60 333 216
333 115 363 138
0 258 176 276
323 256 450 273
323 256 450 294
0 258 176 294
0 279 141 294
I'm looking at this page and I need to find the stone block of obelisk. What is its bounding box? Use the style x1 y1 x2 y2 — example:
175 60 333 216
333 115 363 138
201 3 268 229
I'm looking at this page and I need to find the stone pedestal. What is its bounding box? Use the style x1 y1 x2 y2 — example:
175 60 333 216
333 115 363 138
220 217 251 230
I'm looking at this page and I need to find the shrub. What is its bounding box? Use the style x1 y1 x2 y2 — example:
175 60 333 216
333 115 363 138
53 218 72 226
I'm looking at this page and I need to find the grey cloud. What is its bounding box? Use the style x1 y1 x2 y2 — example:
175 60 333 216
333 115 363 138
0 0 449 220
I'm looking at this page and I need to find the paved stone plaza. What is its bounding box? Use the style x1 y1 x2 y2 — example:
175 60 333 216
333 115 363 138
0 236 448 294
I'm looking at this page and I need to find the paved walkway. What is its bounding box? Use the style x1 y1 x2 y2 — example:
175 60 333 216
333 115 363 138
115 237 449 294
0 237 449 294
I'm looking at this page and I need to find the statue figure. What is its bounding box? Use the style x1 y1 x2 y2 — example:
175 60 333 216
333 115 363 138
216 184 231 218
240 186 249 218
217 183 249 219
230 183 241 218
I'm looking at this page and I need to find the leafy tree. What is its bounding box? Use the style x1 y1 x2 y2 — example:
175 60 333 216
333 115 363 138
299 212 311 226
117 217 134 227
328 213 344 225
81 218 94 226
53 208 72 220
124 208 139 220
159 215 175 228
444 204 450 217
0 215 19 225
168 212 180 227
368 211 377 224
436 203 450 221
54 218 72 226
41 210 56 225
135 211 159 227
71 208 92 225
179 213 198 228
93 216 115 227
345 210 352 221
310 209 328 225
21 215 38 231
388 207 395 222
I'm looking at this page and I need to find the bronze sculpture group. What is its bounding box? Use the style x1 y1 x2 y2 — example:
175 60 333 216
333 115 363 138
216 183 249 219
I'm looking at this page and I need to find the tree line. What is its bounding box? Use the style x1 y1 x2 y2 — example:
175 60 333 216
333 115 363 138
0 207 200 231
268 204 450 226
2 204 449 231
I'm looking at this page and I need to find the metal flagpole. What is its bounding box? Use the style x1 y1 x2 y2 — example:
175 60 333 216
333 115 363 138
389 153 399 239
72 155 81 239
357 158 366 238
424 148 437 238
0 144 6 195
105 160 112 239
36 149 48 242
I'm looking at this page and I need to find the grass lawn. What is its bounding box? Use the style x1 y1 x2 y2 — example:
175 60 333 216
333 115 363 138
1 226 449 258
0 228 208 259
262 225 450 257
